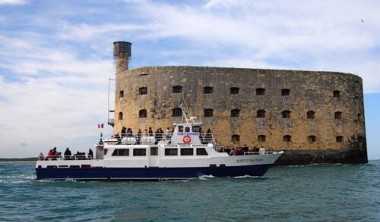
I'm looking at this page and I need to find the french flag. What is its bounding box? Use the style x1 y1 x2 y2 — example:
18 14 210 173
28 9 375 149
97 123 104 128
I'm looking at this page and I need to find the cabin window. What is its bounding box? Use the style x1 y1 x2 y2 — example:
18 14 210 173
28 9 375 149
119 90 124 98
230 87 240 94
138 87 147 95
185 127 190 133
172 85 182 93
139 109 147 118
104 149 108 156
281 89 290 96
178 126 183 132
181 148 194 156
307 111 315 119
308 135 316 143
333 90 341 98
256 88 265 95
165 148 178 156
172 108 182 117
204 108 214 117
283 135 292 142
118 112 123 120
133 149 146 156
231 135 240 143
336 136 343 142
150 147 158 156
231 109 240 117
282 110 291 118
258 135 266 142
204 86 213 94
112 149 129 156
192 126 201 133
257 109 266 118
335 111 342 120
196 148 208 156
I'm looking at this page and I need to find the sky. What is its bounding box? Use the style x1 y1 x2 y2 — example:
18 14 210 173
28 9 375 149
0 0 379 159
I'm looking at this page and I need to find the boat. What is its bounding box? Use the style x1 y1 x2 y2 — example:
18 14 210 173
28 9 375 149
35 116 283 181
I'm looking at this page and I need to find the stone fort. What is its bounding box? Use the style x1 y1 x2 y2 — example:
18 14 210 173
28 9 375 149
111 41 367 164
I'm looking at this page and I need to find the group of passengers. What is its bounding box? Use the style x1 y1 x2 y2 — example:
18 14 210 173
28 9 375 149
116 127 173 144
219 145 266 156
38 147 93 160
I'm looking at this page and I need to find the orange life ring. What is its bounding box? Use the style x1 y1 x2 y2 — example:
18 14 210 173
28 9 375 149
183 135 191 144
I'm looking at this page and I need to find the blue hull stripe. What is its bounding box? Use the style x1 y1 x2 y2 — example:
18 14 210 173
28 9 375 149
36 165 273 180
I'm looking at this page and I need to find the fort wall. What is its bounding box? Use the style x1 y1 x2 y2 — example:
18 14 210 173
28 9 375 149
112 42 367 164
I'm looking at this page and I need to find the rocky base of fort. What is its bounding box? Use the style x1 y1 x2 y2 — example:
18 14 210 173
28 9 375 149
275 150 368 166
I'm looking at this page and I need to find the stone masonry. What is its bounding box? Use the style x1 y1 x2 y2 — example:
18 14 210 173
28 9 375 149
112 41 368 165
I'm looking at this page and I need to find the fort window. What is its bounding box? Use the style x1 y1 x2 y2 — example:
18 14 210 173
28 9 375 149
231 109 240 117
257 109 266 118
308 135 316 143
204 86 213 94
138 87 147 95
336 136 343 142
231 135 240 143
139 109 147 118
256 88 265 95
281 89 290 96
283 135 292 142
172 85 182 93
119 90 124 98
230 87 240 94
282 110 291 118
204 108 214 117
307 111 315 119
118 112 123 120
258 135 266 142
335 111 342 120
172 108 182 117
333 90 341 98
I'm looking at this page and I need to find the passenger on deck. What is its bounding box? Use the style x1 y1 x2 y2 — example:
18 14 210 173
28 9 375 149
121 127 126 137
164 127 170 140
64 148 71 160
88 148 93 159
38 153 44 160
137 129 142 144
205 128 212 143
148 127 153 136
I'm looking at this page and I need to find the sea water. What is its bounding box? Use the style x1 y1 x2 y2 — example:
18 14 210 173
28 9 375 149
0 161 379 222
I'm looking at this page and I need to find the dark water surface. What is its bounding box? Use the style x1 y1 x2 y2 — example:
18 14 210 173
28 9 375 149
1 161 379 222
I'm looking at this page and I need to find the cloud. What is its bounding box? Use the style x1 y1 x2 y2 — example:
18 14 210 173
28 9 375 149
0 0 27 5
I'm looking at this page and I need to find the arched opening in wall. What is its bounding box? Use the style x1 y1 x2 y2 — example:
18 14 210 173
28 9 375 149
118 112 123 120
230 87 240 94
256 88 265 95
172 108 182 117
357 113 362 121
283 135 292 142
172 85 182 93
307 111 315 119
258 135 266 142
282 110 291 118
119 90 124 98
231 135 240 143
138 87 147 95
336 136 343 142
204 86 213 94
231 109 240 117
139 109 147 118
204 108 213 117
335 111 342 120
257 109 266 118
333 90 341 98
308 135 316 143
281 89 290 96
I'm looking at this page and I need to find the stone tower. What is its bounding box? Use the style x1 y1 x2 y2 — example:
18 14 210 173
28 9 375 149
113 41 132 72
